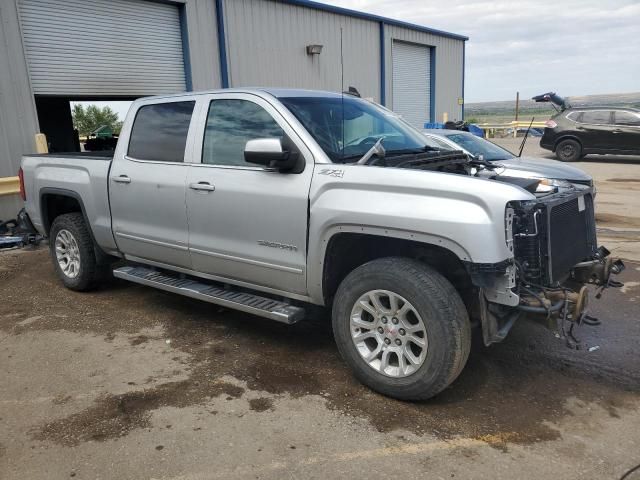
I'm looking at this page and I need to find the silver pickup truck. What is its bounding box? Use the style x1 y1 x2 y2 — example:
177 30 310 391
20 89 623 400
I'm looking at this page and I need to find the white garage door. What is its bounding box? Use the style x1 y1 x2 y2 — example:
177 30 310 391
392 40 431 128
19 0 187 96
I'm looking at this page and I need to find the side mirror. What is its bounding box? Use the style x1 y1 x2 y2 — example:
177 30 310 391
244 138 302 172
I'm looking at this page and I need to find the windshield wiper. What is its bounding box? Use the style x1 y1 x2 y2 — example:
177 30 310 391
385 146 435 156
356 137 386 165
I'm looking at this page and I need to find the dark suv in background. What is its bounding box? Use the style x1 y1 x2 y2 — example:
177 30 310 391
540 107 640 161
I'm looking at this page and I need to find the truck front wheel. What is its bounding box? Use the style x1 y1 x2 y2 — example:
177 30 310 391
49 213 107 291
332 257 471 401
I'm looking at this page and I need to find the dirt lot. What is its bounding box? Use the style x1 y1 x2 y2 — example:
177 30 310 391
1 150 640 479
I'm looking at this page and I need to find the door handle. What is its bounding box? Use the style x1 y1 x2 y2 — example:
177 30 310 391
612 129 622 134
112 175 131 184
189 182 215 192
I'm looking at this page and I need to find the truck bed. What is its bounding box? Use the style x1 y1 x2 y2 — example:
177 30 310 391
21 151 116 253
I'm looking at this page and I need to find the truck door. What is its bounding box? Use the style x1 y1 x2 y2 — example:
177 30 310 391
185 93 314 295
612 110 640 153
109 99 197 268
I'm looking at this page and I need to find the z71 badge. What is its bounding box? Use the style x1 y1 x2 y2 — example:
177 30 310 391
318 168 345 178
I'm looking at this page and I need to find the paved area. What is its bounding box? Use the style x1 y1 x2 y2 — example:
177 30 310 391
1 259 639 478
1 150 639 479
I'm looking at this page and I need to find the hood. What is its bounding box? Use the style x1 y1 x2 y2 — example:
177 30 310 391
495 156 592 182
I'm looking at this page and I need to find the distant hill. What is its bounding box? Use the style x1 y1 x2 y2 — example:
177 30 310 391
465 92 640 123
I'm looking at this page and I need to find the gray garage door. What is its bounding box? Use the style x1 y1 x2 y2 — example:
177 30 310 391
19 0 186 96
392 40 431 128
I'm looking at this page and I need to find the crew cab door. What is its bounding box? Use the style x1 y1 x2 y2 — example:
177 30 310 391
109 99 197 268
185 93 314 295
612 110 640 153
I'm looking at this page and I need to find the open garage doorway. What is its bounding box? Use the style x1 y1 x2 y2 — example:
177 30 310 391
35 97 134 153
21 0 189 152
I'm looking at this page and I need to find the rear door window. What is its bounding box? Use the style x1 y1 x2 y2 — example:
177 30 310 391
580 111 612 125
128 101 196 162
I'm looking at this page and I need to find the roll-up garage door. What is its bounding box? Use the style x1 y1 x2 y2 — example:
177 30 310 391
19 0 186 96
392 40 431 128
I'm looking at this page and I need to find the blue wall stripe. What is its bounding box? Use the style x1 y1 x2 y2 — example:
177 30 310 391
178 5 193 91
215 0 229 88
379 22 385 105
430 46 436 123
461 41 466 120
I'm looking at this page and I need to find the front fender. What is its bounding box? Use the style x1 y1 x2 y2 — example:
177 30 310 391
306 164 534 303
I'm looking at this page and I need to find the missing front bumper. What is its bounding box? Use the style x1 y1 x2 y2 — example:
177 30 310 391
479 247 625 347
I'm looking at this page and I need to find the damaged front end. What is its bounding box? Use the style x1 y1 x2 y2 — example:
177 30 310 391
478 186 624 348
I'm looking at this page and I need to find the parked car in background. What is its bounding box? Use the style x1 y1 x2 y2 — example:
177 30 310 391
422 129 593 187
504 127 543 138
540 107 640 161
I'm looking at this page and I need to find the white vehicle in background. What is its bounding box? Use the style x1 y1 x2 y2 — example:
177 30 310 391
422 129 594 190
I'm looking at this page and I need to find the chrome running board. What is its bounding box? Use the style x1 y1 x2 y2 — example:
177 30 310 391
113 265 305 324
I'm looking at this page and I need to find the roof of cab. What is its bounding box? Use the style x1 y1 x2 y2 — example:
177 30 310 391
133 88 348 103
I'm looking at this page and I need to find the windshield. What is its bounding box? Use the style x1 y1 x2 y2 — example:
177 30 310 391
423 135 454 150
278 95 433 162
443 132 514 161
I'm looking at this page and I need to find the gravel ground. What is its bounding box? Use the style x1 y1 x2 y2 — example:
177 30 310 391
1 149 639 480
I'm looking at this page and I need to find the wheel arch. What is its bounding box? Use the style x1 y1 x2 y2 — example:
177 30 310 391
40 188 89 237
39 188 111 263
317 229 478 320
554 134 583 152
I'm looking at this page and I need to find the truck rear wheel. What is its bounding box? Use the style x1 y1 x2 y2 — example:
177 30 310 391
49 213 107 291
332 257 471 401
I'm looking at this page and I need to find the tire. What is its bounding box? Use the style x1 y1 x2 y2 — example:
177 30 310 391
49 212 108 291
555 139 582 162
332 257 471 401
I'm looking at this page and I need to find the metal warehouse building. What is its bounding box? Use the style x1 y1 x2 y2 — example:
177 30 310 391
0 0 467 218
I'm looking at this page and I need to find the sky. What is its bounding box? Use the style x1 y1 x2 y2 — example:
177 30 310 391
323 0 640 102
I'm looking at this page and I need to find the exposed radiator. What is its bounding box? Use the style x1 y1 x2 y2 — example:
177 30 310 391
515 192 597 285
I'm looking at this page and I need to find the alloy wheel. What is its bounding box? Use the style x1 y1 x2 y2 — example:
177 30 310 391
350 289 428 378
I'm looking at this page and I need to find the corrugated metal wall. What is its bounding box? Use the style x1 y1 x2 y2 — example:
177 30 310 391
0 0 38 220
183 0 222 90
0 0 464 221
385 24 464 122
19 0 187 96
222 0 381 101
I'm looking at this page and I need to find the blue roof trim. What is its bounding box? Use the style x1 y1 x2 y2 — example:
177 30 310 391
215 0 229 88
275 0 469 41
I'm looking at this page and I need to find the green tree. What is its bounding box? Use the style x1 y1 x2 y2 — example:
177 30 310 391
71 104 123 137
